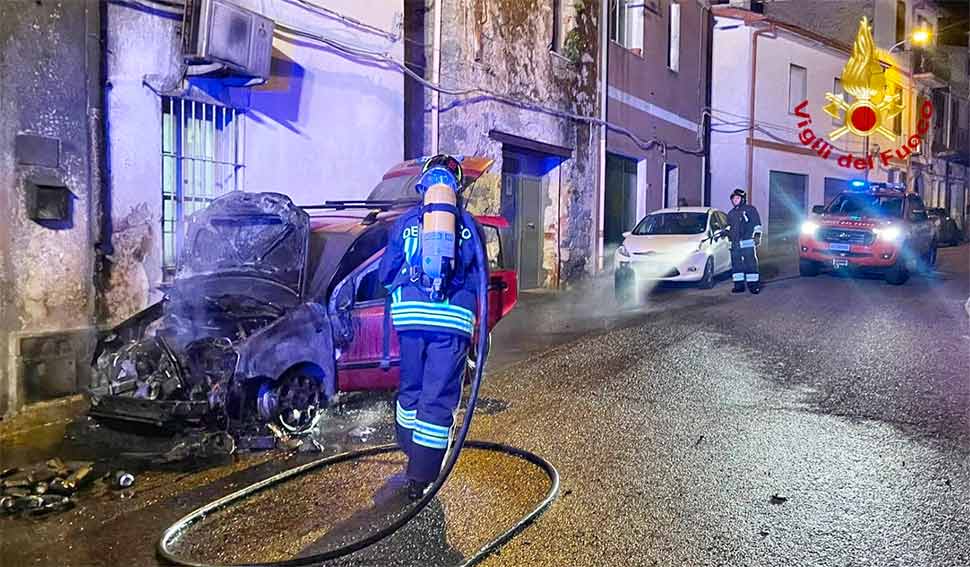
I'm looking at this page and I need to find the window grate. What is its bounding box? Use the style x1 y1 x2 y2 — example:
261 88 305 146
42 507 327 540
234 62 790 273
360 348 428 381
161 97 245 280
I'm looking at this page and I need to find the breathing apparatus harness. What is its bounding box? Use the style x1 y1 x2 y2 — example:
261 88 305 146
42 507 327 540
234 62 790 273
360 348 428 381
380 157 468 370
157 157 560 567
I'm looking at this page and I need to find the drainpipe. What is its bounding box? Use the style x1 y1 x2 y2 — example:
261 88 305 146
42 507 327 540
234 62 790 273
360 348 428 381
702 6 713 207
430 0 443 155
746 23 774 206
596 0 608 272
86 0 109 323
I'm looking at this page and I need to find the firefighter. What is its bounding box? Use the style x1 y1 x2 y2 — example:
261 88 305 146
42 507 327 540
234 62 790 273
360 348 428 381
726 188 763 294
378 154 482 500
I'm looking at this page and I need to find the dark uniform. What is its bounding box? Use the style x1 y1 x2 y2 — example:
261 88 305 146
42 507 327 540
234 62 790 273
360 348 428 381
726 189 763 294
378 187 481 493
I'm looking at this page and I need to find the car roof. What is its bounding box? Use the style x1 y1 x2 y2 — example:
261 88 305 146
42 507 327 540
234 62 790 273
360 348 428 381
649 206 715 215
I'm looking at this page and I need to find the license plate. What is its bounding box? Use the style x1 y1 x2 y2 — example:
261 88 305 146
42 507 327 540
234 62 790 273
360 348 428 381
829 243 851 252
832 258 849 268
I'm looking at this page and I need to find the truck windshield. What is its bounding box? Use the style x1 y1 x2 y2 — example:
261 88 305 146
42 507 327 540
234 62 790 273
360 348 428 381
826 194 904 218
633 212 708 235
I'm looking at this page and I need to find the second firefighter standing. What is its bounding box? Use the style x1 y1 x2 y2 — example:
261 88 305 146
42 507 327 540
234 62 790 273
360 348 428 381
726 188 763 294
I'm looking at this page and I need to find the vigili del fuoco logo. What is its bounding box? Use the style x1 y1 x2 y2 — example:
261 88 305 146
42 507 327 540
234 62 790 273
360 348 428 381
791 17 933 171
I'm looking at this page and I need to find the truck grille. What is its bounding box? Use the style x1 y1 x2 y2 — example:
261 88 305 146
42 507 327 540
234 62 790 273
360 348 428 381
819 228 874 246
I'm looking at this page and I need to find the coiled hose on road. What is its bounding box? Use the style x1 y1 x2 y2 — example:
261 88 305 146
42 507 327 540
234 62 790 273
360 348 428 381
158 215 559 567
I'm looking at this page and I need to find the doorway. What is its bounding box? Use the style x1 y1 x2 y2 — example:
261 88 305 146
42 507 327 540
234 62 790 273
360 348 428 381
768 170 808 241
502 148 556 290
664 163 679 209
605 153 639 258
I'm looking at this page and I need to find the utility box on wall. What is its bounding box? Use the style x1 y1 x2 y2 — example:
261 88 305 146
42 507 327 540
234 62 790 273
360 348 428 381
24 175 74 225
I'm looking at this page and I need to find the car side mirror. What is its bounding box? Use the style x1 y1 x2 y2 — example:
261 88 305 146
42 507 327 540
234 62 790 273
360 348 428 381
812 205 825 214
622 231 632 239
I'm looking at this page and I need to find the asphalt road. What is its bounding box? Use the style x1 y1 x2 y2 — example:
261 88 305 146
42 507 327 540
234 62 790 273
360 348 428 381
2 245 968 566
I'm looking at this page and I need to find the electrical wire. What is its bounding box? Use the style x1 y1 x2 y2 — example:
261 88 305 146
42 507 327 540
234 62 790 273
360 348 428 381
118 0 708 157
289 0 402 41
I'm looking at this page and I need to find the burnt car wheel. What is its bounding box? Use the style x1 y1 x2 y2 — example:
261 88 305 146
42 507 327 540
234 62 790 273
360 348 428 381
257 370 326 433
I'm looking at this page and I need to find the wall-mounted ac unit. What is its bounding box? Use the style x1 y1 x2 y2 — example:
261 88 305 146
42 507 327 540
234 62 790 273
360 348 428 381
182 0 274 82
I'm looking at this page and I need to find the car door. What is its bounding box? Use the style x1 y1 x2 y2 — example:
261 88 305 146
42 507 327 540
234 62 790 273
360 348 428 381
480 220 518 330
333 218 518 394
331 252 401 393
711 211 732 273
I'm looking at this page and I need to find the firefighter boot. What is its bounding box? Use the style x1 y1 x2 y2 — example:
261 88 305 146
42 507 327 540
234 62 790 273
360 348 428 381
747 281 761 294
732 281 746 293
407 480 430 501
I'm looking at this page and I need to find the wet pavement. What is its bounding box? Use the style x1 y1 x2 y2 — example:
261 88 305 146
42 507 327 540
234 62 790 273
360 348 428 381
1 244 968 566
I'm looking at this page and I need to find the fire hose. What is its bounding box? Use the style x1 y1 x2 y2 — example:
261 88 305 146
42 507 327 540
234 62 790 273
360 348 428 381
157 214 559 566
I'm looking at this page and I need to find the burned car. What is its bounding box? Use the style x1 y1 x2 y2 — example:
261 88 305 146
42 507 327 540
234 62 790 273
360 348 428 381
88 157 517 437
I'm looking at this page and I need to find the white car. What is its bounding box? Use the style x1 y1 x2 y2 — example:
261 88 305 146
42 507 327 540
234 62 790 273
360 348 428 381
614 206 733 301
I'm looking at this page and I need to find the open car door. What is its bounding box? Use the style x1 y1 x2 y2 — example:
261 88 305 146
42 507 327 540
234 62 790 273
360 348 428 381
478 215 517 330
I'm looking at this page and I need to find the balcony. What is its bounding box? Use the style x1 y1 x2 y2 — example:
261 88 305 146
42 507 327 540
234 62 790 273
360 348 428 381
913 49 951 88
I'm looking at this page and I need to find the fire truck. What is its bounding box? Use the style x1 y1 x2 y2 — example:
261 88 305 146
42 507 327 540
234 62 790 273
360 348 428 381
799 181 937 285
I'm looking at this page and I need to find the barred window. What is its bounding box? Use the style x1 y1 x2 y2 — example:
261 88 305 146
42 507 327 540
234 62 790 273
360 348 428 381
161 97 245 279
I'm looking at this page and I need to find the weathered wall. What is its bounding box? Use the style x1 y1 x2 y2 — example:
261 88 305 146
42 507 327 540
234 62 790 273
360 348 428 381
0 0 96 415
434 0 601 286
103 0 404 323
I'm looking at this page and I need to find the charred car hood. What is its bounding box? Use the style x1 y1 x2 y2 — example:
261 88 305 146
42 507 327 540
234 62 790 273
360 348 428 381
177 192 309 296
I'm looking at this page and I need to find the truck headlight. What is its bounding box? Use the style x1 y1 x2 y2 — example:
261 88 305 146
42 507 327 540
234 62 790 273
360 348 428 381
617 245 630 257
874 225 903 243
801 221 819 237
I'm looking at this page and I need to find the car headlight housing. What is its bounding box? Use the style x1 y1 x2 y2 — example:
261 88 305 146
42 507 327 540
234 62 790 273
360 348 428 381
801 220 819 237
617 245 630 257
873 225 903 243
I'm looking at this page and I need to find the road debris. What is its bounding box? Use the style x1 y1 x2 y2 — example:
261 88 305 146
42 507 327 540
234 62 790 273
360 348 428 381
0 460 95 518
112 471 136 490
769 493 789 505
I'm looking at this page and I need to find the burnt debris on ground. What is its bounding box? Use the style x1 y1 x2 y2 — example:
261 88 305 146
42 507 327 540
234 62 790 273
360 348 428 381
0 458 124 518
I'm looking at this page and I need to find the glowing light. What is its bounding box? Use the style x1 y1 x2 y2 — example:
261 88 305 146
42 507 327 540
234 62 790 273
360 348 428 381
801 220 820 237
874 225 903 242
912 29 931 46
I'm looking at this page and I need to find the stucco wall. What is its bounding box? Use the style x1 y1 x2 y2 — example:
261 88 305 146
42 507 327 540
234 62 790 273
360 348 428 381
103 0 404 323
0 1 96 414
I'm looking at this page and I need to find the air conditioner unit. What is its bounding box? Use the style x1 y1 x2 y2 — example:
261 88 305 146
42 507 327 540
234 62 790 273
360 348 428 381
182 0 274 82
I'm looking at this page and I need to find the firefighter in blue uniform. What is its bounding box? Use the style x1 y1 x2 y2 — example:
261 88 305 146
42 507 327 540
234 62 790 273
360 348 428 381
378 154 482 500
726 188 763 294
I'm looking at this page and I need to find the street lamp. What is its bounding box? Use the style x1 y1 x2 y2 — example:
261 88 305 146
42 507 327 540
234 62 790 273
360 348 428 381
888 27 932 53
